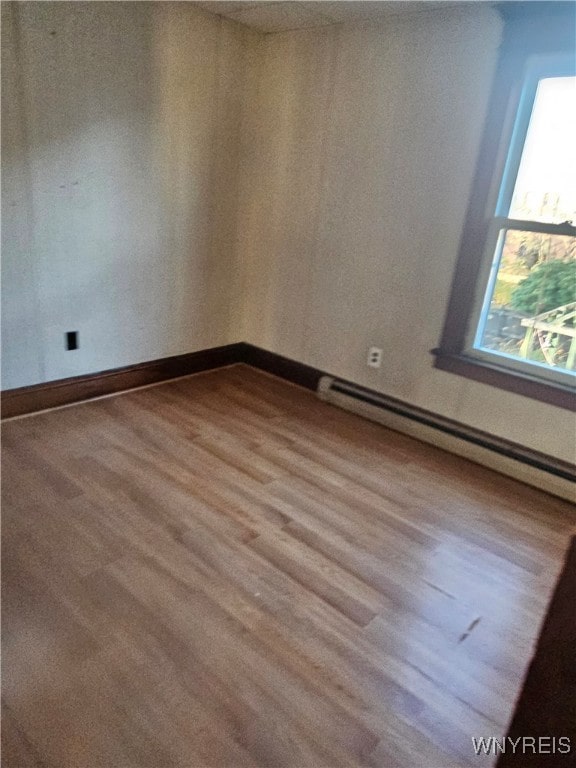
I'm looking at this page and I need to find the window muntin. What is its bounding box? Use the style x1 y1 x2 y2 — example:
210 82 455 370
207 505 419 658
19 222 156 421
468 61 576 384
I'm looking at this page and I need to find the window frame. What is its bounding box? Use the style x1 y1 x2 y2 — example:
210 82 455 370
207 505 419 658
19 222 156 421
432 3 576 411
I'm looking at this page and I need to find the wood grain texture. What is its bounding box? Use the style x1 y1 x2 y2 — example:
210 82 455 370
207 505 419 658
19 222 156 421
2 365 575 768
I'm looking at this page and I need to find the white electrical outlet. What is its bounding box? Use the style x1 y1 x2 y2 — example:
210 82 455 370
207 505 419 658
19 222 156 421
367 346 382 368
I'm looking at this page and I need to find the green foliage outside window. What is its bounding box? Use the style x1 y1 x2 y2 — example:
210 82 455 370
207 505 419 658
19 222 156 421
510 259 576 316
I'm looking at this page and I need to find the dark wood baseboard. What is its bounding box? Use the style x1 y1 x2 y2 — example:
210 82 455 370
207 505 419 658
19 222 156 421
243 344 323 391
0 341 319 419
1 343 245 419
2 342 574 487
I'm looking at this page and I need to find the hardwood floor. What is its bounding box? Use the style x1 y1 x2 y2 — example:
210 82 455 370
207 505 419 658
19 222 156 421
2 364 575 768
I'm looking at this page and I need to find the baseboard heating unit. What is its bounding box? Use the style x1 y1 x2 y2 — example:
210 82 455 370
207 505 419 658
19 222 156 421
317 375 575 504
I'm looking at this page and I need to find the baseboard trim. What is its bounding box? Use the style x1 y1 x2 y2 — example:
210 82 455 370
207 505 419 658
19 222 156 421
243 344 323 390
1 343 246 419
2 343 573 499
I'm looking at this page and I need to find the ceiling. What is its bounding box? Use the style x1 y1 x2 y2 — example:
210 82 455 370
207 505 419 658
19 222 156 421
193 1 472 33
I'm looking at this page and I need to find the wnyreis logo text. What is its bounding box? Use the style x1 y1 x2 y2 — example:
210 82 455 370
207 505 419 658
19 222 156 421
471 736 571 756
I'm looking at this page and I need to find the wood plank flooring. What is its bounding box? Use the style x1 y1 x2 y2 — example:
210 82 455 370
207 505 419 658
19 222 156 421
2 364 575 768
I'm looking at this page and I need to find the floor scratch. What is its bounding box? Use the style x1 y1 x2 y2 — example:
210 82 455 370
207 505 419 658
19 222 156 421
422 580 456 599
458 616 482 643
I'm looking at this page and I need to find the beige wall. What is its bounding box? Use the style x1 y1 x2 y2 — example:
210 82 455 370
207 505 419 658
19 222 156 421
1 2 255 389
234 5 575 464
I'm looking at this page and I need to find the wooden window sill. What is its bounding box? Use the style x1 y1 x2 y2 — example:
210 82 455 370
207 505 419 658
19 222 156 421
431 350 575 411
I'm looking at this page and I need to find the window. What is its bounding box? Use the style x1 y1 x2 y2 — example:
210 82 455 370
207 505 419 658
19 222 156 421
470 62 576 383
434 4 576 410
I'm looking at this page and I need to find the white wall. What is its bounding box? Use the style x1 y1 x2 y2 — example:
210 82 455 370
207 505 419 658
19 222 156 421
1 2 255 389
234 5 575 464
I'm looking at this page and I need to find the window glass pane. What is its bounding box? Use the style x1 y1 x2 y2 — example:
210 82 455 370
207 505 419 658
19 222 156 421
475 229 576 374
509 76 576 224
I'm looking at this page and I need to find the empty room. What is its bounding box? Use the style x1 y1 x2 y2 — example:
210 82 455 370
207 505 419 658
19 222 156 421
1 1 575 766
